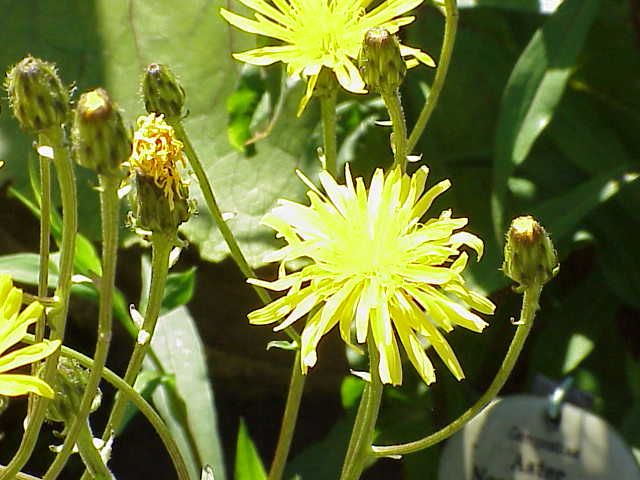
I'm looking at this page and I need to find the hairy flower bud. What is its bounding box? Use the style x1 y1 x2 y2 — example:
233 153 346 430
128 113 191 235
72 88 131 175
131 173 190 235
503 216 559 288
359 28 406 94
142 63 186 120
5 56 69 132
45 357 101 432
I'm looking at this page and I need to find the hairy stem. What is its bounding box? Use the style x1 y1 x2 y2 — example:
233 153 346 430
339 340 384 480
319 89 338 178
382 89 408 172
44 174 120 479
267 351 305 480
407 0 458 152
372 282 543 457
1 127 77 480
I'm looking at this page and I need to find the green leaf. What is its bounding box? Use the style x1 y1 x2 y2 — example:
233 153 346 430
162 267 197 313
235 419 267 480
492 0 600 235
149 306 226 480
0 253 59 287
119 369 164 433
340 376 365 410
562 333 594 374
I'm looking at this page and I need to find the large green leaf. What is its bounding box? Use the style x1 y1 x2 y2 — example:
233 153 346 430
150 306 227 480
491 0 600 236
0 0 318 267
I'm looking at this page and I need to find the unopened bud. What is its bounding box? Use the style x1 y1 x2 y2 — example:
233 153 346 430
5 56 69 132
72 88 131 175
45 357 101 432
503 216 559 288
131 173 190 235
142 63 186 120
359 28 406 94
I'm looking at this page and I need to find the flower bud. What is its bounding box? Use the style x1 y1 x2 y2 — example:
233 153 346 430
503 216 559 288
72 88 131 175
359 28 406 94
131 173 190 235
128 113 191 235
45 357 101 432
5 56 69 132
142 63 186 120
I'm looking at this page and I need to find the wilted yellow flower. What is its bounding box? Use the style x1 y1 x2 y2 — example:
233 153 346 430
249 166 495 386
130 113 187 210
221 0 435 114
0 274 60 398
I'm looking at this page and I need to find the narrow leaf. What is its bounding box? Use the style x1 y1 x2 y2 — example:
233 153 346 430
235 419 267 480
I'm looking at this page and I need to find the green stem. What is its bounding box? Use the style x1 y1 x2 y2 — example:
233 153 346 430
171 122 299 345
44 174 120 479
0 465 43 480
36 137 51 340
103 233 172 438
267 350 306 480
0 127 77 480
406 0 458 153
76 421 113 480
21 335 191 480
30 136 52 416
382 90 408 172
339 340 384 480
372 282 543 457
319 89 338 178
171 120 302 475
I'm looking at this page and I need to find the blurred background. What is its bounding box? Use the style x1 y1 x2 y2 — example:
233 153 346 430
1 0 639 478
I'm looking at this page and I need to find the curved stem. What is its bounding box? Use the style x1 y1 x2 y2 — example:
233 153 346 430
267 350 306 480
339 340 384 480
0 465 43 480
406 0 458 153
172 126 268 298
103 233 172 438
372 282 543 457
319 89 338 178
44 174 120 479
1 127 77 480
382 90 408 172
76 421 113 480
21 335 191 480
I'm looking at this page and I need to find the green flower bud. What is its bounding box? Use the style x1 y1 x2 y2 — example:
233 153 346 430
72 88 131 175
5 56 69 132
142 63 186 120
131 173 190 235
503 216 559 288
45 357 101 432
359 28 406 94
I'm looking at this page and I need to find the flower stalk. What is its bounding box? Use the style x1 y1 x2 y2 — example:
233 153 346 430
407 0 458 152
104 232 172 437
339 339 384 480
44 174 121 479
0 126 78 480
382 90 408 172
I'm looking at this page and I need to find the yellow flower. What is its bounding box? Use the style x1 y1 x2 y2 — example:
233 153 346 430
221 0 435 114
0 274 60 398
248 166 495 385
130 113 187 210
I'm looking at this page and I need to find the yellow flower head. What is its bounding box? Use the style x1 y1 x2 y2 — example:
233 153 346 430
249 166 495 386
130 113 187 210
0 274 60 398
221 0 435 114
